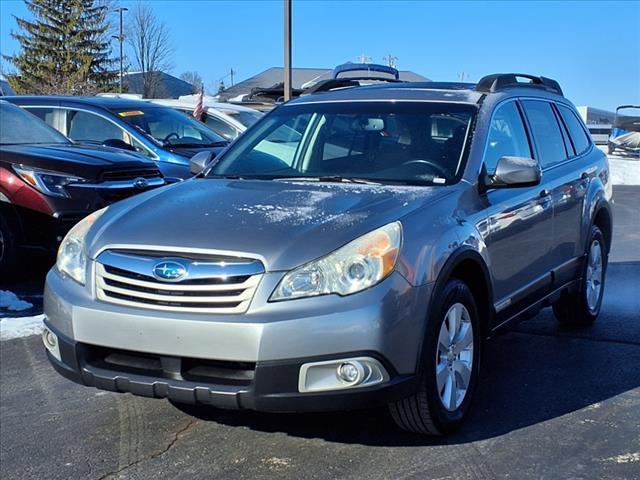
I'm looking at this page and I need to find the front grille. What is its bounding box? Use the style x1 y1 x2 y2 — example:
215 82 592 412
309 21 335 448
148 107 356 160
100 168 162 182
95 250 264 314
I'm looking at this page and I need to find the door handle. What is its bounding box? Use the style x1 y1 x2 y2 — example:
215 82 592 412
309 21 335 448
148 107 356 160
540 189 551 198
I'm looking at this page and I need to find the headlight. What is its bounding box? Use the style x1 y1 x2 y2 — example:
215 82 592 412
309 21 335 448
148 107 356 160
271 222 402 301
13 165 86 198
56 207 108 285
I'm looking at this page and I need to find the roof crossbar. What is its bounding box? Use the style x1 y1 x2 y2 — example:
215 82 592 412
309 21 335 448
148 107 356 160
475 73 563 96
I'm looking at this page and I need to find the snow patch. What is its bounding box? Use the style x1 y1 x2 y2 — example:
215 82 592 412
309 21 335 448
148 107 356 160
603 452 640 464
0 314 44 340
609 156 640 185
0 290 33 312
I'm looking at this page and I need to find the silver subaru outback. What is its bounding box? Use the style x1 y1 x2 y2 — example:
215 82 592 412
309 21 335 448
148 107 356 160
43 73 612 435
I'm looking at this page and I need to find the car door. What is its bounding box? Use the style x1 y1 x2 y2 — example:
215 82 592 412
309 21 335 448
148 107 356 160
520 100 586 287
483 100 554 318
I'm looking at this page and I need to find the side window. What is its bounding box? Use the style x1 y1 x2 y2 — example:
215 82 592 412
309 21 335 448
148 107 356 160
204 114 238 140
485 102 532 175
558 105 591 156
66 110 125 143
521 100 568 168
27 107 57 127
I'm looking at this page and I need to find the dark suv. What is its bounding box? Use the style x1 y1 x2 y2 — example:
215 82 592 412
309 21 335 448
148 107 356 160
41 73 612 436
0 101 165 274
4 96 229 180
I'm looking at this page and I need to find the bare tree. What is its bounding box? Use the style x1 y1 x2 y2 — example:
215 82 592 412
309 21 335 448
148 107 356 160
127 3 172 98
179 71 203 94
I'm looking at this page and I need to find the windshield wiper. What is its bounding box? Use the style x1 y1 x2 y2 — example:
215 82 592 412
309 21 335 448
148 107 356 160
273 175 382 185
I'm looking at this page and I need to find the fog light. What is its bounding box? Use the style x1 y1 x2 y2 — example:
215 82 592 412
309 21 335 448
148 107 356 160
298 356 389 393
42 328 61 361
43 330 57 349
337 362 362 384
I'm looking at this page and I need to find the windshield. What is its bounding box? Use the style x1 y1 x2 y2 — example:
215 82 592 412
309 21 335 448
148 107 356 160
223 110 264 128
0 102 70 145
114 106 226 147
208 102 476 185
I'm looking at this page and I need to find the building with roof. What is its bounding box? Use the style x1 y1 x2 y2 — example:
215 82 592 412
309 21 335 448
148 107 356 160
218 66 430 102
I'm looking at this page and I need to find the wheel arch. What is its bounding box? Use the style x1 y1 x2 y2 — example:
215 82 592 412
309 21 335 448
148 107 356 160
430 247 494 338
592 202 612 254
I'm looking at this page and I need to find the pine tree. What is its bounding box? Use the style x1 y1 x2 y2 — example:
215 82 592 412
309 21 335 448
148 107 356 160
4 0 118 94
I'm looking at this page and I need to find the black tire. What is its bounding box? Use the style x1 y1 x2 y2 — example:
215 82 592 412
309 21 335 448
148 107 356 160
552 225 607 326
607 143 614 155
0 212 19 277
389 279 481 435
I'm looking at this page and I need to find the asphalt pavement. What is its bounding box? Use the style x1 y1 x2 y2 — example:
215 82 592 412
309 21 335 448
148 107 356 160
1 186 639 480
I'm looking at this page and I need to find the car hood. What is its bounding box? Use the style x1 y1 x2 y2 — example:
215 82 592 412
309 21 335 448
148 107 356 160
87 179 450 271
0 143 158 181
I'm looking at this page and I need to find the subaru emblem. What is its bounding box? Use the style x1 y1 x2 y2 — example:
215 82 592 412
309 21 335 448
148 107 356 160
153 261 187 281
133 177 149 189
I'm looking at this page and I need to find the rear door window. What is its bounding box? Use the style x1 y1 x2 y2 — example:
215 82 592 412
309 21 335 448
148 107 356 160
558 105 591 156
485 102 532 175
521 100 568 168
204 114 238 140
66 110 125 143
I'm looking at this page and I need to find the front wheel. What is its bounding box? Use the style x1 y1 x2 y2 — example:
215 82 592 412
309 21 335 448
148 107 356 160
389 279 481 435
552 225 607 326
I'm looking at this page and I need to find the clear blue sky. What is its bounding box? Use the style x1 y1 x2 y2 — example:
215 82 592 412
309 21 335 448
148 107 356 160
1 0 639 111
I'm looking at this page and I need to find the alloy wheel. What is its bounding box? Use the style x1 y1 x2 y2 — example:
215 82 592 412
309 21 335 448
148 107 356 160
585 239 603 312
436 302 474 411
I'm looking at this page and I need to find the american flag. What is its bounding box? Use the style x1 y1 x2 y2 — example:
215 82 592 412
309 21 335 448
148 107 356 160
193 87 204 120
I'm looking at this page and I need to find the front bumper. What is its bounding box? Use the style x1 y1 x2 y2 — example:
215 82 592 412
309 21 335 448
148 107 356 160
45 320 417 412
44 268 432 412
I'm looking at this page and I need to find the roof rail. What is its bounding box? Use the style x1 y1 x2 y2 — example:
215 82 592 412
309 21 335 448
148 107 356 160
475 73 563 96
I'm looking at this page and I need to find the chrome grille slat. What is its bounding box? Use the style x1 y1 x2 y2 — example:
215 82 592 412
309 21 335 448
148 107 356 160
95 251 263 314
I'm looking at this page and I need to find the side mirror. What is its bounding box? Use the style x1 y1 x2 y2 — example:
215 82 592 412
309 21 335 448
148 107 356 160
484 156 541 189
102 138 136 152
189 151 215 175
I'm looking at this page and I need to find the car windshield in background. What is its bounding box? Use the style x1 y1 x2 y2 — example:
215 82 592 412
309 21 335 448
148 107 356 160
114 107 226 147
223 110 264 128
208 102 476 185
0 102 70 145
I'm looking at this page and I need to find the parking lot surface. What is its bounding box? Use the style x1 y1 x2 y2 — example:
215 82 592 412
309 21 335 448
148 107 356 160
1 186 639 480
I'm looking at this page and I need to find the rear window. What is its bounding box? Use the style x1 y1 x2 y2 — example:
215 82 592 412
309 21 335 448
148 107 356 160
521 100 567 168
558 105 591 155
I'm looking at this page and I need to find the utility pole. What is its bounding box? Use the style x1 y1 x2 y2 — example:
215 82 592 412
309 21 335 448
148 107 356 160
112 7 128 94
230 68 235 86
458 71 469 82
284 0 292 101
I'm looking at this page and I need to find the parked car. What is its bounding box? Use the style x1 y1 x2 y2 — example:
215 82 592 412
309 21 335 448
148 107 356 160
0 101 165 274
608 105 640 156
41 73 612 436
150 97 263 141
4 96 229 180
